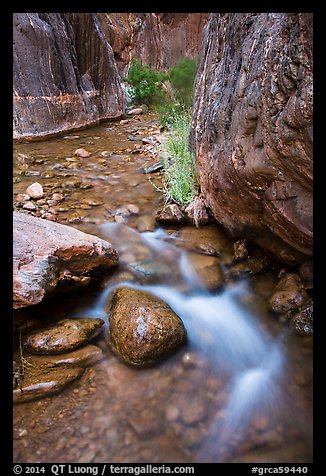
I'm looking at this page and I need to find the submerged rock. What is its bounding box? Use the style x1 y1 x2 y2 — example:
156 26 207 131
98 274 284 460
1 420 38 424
13 211 118 309
193 242 219 256
180 396 208 425
127 260 172 283
13 365 84 403
186 252 223 290
105 287 187 367
268 273 310 314
136 214 156 232
13 344 103 403
23 318 104 354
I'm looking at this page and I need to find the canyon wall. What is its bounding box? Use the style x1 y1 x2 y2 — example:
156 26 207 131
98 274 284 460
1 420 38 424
13 13 207 140
97 13 208 74
190 13 313 264
13 13 124 141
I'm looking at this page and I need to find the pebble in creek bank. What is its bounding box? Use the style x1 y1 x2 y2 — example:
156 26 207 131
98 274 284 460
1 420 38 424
23 318 104 354
105 287 187 367
74 148 91 158
22 201 36 211
26 182 44 199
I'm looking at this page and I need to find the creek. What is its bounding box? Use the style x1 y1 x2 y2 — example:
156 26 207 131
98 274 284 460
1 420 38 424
13 114 312 463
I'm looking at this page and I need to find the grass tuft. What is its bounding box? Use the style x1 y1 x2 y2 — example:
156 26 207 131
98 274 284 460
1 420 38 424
158 111 199 205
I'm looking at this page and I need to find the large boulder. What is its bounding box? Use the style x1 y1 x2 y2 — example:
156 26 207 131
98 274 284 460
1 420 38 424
13 13 124 141
190 13 313 264
13 212 118 309
105 287 187 367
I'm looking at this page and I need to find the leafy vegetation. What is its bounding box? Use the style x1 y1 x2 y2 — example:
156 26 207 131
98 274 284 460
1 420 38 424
124 56 198 112
123 59 167 107
124 57 200 205
168 57 198 106
158 112 199 205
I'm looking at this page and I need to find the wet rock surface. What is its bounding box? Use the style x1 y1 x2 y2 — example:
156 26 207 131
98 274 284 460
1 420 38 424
226 250 270 280
23 318 104 354
268 273 310 314
13 212 118 309
190 13 313 263
289 301 313 336
17 344 103 369
13 366 84 403
127 260 172 283
105 287 187 367
186 252 223 290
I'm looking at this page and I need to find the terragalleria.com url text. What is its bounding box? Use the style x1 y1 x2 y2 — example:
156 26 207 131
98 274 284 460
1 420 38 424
13 466 195 476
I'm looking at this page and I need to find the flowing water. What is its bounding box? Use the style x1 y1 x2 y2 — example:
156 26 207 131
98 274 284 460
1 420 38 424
13 115 313 463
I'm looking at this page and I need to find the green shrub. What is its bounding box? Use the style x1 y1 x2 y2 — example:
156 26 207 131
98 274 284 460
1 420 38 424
168 57 198 106
158 112 199 205
124 59 167 107
155 102 187 129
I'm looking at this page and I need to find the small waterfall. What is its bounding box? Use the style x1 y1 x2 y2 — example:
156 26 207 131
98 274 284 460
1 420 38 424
179 252 208 293
75 222 309 462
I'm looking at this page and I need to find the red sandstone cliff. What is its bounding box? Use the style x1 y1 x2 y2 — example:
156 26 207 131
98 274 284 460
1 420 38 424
190 13 313 264
97 13 208 74
13 13 124 141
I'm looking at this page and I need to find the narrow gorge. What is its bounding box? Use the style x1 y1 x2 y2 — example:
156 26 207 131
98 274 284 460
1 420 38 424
13 12 313 466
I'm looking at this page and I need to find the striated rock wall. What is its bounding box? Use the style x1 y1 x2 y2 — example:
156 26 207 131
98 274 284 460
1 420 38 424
97 13 208 75
190 13 313 264
13 13 124 141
